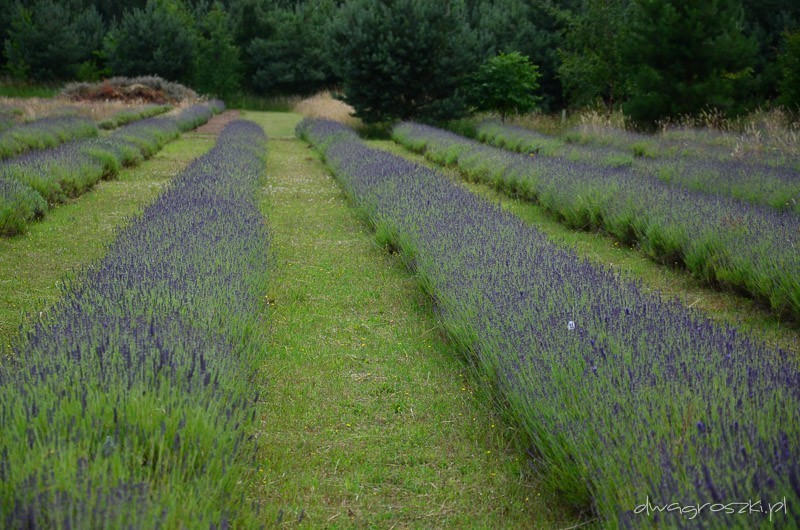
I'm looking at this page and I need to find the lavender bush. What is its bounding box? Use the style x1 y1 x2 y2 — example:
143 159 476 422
0 116 98 160
394 122 800 319
98 104 173 130
0 120 270 528
476 121 800 213
299 118 800 529
0 104 217 236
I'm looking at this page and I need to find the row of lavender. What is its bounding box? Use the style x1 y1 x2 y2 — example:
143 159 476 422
0 103 220 236
0 120 270 528
98 104 173 130
0 116 98 160
393 122 800 319
476 121 800 213
566 122 800 170
299 118 799 529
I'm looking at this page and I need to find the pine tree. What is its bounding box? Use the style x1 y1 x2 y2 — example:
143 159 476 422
104 0 197 83
328 0 481 123
3 0 104 82
623 0 757 125
194 3 242 99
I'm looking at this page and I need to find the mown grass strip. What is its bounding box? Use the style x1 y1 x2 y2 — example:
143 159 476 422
370 139 800 357
0 132 216 346
246 111 573 528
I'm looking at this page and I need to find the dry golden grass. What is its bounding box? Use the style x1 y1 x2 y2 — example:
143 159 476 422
293 91 361 127
0 96 186 122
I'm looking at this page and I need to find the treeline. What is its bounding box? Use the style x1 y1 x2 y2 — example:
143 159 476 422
1 0 799 125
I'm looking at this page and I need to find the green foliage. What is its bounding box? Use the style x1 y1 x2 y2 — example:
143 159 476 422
558 0 631 111
104 0 197 83
329 0 481 124
623 0 758 126
778 29 800 110
469 0 567 112
3 0 105 82
193 3 241 99
246 1 337 96
741 0 800 101
468 52 541 121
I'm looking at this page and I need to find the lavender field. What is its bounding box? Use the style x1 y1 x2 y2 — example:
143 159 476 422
0 103 220 236
393 122 800 320
0 120 270 527
299 118 800 529
475 120 800 213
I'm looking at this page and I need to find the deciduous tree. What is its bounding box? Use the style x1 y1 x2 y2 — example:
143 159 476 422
468 52 541 121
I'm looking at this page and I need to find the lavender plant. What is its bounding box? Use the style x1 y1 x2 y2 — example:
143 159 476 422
0 120 270 528
0 116 98 160
299 117 800 529
0 104 217 236
98 104 173 130
394 122 800 319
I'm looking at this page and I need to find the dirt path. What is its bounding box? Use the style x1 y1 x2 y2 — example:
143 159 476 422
193 109 242 135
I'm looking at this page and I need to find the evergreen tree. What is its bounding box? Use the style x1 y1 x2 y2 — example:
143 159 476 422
104 0 197 83
470 0 566 112
247 0 337 95
558 0 631 112
329 0 481 123
778 29 800 110
194 3 242 99
741 0 800 102
3 0 104 81
623 0 758 125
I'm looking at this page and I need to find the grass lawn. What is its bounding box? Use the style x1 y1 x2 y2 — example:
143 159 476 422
369 139 800 357
0 132 216 346
245 111 576 528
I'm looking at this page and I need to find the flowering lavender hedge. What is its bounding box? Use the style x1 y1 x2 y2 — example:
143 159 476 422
0 104 218 236
0 120 270 528
208 99 226 114
0 116 98 160
394 122 800 319
98 104 173 130
476 121 800 213
299 118 800 529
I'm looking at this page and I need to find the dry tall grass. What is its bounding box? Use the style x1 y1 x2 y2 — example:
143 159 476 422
293 91 360 128
0 96 176 123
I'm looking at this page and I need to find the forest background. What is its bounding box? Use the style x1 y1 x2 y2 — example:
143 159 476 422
1 0 799 127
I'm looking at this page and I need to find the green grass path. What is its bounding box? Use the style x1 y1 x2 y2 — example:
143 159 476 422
0 131 216 345
245 112 571 528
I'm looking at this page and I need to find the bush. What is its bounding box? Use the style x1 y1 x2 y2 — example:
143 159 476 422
467 52 541 122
